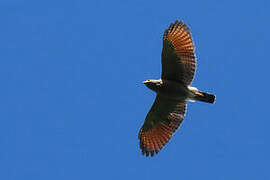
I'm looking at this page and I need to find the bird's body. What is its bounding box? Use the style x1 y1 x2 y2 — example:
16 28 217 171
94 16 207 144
144 79 191 101
138 20 216 157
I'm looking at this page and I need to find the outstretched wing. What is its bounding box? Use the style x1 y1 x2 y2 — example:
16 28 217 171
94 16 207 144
162 20 196 85
138 96 186 157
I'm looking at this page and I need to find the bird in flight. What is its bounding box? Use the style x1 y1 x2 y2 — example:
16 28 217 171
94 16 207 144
139 20 216 157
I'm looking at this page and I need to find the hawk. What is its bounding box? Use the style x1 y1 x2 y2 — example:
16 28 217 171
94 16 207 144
139 20 216 157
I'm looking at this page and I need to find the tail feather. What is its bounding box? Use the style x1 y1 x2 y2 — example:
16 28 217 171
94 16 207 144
194 91 216 104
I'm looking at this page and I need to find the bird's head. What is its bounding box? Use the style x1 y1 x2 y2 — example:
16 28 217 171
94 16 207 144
143 79 162 92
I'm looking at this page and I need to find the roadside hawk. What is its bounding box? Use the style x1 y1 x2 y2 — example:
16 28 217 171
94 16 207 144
139 20 216 157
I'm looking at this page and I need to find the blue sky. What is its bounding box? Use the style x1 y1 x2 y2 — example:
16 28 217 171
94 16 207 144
1 0 270 179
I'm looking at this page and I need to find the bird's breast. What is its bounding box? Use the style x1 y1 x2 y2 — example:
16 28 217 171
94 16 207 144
158 80 191 100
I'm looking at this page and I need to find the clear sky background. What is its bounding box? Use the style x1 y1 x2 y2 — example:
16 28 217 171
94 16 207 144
1 0 270 179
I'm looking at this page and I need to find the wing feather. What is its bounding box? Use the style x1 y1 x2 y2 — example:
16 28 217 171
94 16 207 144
138 96 186 157
162 20 196 85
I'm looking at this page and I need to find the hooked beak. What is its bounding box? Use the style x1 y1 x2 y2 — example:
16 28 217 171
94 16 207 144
143 80 148 84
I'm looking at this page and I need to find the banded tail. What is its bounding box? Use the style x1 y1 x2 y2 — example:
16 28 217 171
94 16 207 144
194 91 216 104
